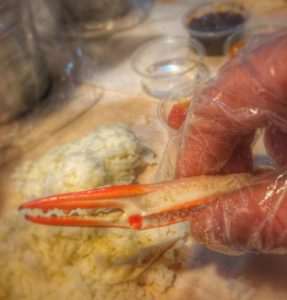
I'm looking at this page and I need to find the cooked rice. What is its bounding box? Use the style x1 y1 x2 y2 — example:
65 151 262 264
0 124 188 300
14 123 157 199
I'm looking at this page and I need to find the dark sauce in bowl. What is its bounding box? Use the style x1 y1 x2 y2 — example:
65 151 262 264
186 8 247 56
189 12 245 32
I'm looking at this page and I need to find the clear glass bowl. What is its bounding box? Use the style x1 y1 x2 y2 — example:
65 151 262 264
131 36 208 99
156 80 209 181
184 0 249 56
223 23 287 57
157 79 206 135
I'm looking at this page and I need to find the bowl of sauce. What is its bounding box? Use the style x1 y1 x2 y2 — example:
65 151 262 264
184 1 249 56
224 24 287 57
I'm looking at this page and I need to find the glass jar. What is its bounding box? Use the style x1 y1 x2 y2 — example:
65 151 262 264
0 0 50 123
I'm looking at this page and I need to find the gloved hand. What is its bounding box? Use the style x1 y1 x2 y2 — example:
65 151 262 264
168 30 287 254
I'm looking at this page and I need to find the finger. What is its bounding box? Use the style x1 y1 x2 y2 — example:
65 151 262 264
219 133 254 175
189 171 287 254
167 102 254 174
167 103 254 174
176 108 258 177
167 102 255 174
264 124 287 167
175 31 287 177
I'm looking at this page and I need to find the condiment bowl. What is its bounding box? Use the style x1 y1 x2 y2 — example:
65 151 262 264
224 23 287 57
131 36 208 99
158 80 202 135
184 0 249 56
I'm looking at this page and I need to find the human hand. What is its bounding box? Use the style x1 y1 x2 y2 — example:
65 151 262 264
168 30 287 254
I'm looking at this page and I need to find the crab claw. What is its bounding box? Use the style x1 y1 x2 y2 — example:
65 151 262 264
19 173 253 230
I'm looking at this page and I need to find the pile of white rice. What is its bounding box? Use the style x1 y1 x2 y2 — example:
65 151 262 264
14 123 157 199
0 124 188 300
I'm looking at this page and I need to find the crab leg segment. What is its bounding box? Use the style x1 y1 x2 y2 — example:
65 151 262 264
20 173 253 230
19 184 154 229
20 185 153 210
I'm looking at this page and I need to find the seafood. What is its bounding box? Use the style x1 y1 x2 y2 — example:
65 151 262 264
20 30 287 255
20 169 287 254
20 173 251 229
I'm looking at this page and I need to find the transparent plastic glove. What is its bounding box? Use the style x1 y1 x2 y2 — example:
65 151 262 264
168 30 287 254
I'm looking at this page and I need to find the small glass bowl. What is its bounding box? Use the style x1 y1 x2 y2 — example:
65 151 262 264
184 0 249 56
224 23 287 57
131 36 208 99
158 80 201 135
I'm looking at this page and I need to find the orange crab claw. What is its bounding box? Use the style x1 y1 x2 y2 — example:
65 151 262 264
19 173 253 230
